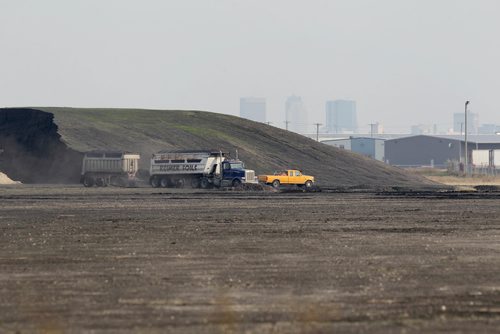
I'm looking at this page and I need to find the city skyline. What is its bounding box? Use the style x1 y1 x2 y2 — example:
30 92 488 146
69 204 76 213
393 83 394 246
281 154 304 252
238 95 497 135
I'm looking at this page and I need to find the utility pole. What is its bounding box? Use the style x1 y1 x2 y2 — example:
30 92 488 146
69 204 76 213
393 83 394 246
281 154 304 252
368 123 376 137
459 135 462 163
459 123 464 163
284 120 290 131
464 101 470 176
314 123 322 142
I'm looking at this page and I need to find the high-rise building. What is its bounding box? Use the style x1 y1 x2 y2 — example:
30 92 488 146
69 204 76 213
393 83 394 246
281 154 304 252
369 122 384 135
453 112 479 134
285 95 308 134
325 100 357 133
239 97 266 123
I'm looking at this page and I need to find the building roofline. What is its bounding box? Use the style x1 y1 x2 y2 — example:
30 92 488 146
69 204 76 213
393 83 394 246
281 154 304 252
385 134 500 144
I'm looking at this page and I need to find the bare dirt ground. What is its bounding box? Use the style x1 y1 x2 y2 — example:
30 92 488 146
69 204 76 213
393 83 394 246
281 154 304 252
1 185 499 333
426 175 500 187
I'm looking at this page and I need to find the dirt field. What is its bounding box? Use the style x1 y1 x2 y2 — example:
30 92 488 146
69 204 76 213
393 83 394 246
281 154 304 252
426 175 500 187
1 185 499 333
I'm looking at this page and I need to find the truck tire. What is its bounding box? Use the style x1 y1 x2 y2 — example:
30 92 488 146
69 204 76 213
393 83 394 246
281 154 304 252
176 178 185 188
272 180 280 189
190 178 201 189
305 180 313 189
150 176 160 188
83 176 94 187
232 179 242 188
160 177 169 188
95 178 105 187
200 178 210 189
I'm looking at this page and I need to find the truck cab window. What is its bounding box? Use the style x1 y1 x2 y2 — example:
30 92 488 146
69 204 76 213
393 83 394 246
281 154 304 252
230 163 243 169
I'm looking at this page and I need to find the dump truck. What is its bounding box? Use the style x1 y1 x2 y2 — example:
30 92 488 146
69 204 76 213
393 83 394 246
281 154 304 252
81 151 140 187
258 169 315 189
149 151 256 188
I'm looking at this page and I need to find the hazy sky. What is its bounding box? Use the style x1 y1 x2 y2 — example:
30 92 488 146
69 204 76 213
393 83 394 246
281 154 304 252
1 0 499 132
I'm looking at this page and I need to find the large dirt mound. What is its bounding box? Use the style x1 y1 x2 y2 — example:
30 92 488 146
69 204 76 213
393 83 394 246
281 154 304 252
0 107 433 188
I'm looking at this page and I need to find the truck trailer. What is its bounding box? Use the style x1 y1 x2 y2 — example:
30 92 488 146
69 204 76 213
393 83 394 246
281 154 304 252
149 151 256 188
81 151 140 187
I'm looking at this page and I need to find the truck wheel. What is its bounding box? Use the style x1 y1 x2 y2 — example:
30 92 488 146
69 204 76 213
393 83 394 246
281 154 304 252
83 176 94 187
272 180 280 189
190 178 201 189
176 178 185 188
305 180 313 189
232 179 242 188
200 178 210 189
150 176 160 188
160 177 169 188
95 178 105 187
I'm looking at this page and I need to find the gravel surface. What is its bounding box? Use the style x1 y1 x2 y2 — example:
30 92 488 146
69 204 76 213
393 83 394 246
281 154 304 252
0 185 499 333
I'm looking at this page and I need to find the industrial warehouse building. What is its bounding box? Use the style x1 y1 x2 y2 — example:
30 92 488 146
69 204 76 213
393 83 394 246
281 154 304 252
322 137 385 161
385 135 500 167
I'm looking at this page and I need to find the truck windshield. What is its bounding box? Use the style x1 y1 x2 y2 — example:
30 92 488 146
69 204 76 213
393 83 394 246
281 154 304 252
230 163 244 169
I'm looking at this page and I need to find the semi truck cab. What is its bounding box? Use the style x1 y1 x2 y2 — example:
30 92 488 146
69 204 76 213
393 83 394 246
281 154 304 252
220 160 255 186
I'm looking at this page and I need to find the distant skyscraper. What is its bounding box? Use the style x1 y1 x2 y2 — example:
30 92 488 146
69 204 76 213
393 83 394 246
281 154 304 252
453 112 478 134
285 95 308 134
240 97 266 123
369 122 384 135
325 100 357 133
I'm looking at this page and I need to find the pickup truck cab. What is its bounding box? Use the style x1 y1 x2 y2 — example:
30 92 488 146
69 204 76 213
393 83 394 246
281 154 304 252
258 170 315 189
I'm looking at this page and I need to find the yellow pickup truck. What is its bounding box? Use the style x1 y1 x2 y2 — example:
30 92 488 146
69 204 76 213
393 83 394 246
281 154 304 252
258 170 315 189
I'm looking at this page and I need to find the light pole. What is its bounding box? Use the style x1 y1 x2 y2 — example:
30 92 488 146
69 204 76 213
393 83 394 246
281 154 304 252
464 101 470 176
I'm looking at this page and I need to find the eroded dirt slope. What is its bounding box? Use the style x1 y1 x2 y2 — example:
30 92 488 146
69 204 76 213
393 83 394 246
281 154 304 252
0 108 81 182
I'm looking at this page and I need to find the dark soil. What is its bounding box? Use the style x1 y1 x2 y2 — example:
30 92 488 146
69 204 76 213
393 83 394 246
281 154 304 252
0 109 82 183
0 185 498 333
